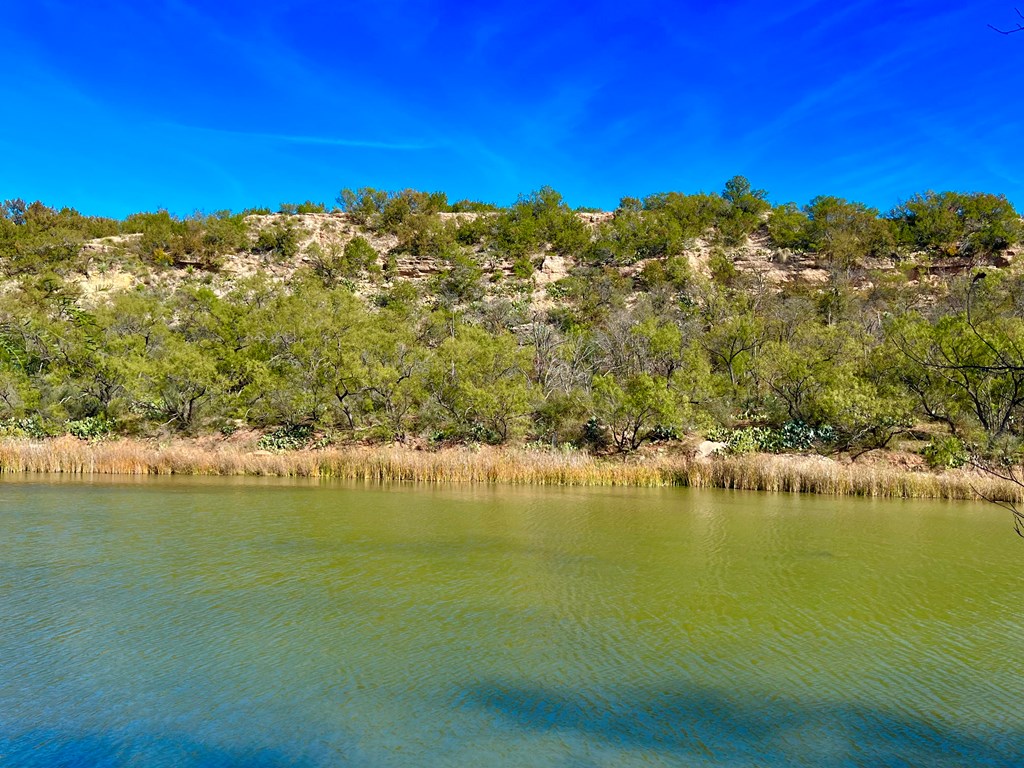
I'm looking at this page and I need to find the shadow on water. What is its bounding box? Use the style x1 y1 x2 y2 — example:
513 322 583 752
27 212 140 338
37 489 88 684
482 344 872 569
462 681 1024 767
0 728 356 768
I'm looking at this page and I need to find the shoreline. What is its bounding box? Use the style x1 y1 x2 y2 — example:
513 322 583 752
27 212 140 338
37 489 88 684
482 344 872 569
0 437 1019 503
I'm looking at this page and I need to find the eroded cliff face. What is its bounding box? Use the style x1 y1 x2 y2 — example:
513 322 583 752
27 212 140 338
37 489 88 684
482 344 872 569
71 210 1019 309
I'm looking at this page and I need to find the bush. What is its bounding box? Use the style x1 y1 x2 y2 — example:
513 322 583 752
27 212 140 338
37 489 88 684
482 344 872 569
257 424 314 451
532 392 589 446
0 416 50 438
393 215 457 256
889 191 1022 257
647 425 679 442
66 416 113 440
707 421 834 454
344 236 379 275
431 251 484 304
490 187 590 260
123 210 248 270
337 188 449 231
581 417 611 450
709 249 737 285
450 200 499 213
921 436 970 469
253 221 302 260
455 216 490 246
767 203 808 249
512 254 535 278
279 201 327 215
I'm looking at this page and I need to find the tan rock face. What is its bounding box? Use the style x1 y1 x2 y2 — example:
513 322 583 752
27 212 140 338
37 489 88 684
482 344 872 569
798 268 830 284
535 254 568 285
74 211 1012 310
78 269 135 301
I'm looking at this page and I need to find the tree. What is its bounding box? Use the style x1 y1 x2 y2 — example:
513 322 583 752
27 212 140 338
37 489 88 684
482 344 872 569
123 334 226 431
889 191 1021 257
2 199 27 226
591 372 677 451
336 187 389 225
758 323 912 452
359 309 427 440
890 279 1024 453
700 307 765 393
718 176 770 246
989 8 1024 34
425 326 535 442
644 190 729 241
306 236 380 285
490 186 589 260
767 202 808 249
890 273 1024 534
240 283 370 430
802 196 892 267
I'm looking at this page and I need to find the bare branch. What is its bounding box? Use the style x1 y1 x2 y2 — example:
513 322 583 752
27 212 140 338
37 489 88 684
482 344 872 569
989 7 1024 34
968 456 1024 537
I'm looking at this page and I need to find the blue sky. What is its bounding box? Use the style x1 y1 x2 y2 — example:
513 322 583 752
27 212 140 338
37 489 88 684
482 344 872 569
3 0 1022 216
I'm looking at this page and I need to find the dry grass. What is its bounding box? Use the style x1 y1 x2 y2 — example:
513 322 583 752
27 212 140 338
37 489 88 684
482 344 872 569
679 453 1021 501
0 437 1020 502
0 438 665 485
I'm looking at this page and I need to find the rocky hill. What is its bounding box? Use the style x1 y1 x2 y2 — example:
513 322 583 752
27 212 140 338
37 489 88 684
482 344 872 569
70 208 1020 312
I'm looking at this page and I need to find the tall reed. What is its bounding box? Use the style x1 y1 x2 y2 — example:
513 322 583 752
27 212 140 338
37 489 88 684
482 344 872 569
0 438 1019 502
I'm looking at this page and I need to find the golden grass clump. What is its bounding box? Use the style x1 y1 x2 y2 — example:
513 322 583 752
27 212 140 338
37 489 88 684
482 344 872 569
0 437 1021 502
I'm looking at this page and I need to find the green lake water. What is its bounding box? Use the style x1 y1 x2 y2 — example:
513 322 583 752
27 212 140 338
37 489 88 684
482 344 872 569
0 477 1022 767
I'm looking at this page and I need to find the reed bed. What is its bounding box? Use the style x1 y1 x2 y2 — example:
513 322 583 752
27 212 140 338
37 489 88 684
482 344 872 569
0 437 1020 502
676 453 1021 502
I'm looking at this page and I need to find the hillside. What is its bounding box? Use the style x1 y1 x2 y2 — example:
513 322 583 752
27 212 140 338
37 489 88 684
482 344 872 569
69 208 1020 310
2 184 1024 472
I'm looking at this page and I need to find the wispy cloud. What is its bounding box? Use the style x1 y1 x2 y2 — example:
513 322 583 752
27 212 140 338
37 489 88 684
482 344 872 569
167 123 435 152
247 132 434 152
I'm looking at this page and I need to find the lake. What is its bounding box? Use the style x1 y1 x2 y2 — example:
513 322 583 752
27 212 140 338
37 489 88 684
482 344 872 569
1 477 1022 766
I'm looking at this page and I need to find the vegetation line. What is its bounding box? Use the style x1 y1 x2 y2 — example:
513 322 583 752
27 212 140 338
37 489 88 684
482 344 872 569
1 438 1019 502
4 183 1024 487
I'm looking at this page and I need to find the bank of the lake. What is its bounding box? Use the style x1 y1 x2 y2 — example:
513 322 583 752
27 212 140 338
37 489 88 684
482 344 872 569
0 436 1018 502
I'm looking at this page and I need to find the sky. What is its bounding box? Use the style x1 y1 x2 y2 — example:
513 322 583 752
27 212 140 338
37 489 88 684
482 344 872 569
3 0 1023 217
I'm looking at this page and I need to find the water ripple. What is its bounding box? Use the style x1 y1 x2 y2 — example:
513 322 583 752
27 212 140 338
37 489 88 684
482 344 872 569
1 479 1022 766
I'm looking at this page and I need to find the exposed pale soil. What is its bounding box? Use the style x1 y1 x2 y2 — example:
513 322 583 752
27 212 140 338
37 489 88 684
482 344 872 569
69 212 1018 311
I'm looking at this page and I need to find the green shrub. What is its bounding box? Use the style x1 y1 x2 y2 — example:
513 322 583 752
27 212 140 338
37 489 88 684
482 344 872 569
257 425 314 452
279 201 327 215
123 210 247 270
512 254 535 278
707 421 834 454
921 436 970 469
344 236 379 275
455 216 491 245
66 416 113 440
709 249 737 285
450 199 499 213
0 416 50 438
767 202 808 249
253 221 302 260
647 425 679 442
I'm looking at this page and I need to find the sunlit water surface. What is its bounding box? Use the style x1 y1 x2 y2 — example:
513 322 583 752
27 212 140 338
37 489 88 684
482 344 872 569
1 477 1022 767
